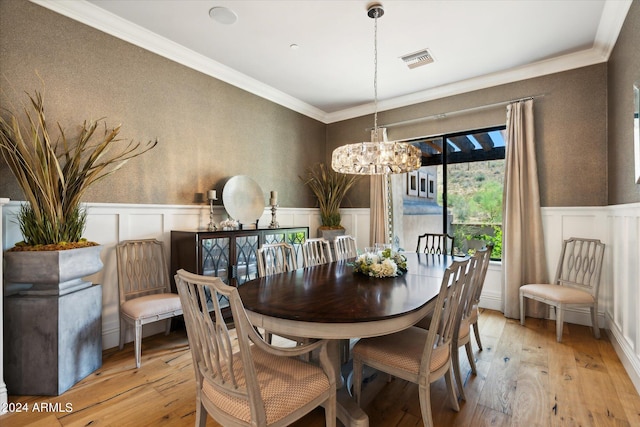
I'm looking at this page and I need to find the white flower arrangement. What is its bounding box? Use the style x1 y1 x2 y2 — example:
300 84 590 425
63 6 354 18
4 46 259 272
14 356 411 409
352 248 408 278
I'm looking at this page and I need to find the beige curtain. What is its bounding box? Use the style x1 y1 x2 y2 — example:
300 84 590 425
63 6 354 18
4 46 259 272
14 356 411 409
370 128 390 245
502 100 548 319
370 174 389 245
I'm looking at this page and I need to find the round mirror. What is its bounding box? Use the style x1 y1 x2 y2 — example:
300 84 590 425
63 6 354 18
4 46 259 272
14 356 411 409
222 176 265 225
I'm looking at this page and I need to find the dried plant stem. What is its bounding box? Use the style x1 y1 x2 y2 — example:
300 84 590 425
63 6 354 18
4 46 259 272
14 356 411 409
0 90 157 245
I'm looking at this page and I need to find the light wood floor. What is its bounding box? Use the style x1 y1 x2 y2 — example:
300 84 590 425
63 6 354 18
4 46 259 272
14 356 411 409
3 309 639 426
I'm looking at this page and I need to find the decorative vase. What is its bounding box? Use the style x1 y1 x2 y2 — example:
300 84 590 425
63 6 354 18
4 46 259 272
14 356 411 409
3 245 104 395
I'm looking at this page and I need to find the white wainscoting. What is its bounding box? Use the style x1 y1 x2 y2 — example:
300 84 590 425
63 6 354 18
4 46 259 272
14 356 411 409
2 201 638 391
1 202 370 351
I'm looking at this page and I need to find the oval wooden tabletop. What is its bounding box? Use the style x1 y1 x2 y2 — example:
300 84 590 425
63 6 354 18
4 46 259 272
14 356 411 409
238 253 454 324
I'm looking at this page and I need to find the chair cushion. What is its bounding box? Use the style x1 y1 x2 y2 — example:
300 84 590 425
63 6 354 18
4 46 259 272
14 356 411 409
201 345 331 424
121 293 182 320
520 284 595 304
353 326 450 375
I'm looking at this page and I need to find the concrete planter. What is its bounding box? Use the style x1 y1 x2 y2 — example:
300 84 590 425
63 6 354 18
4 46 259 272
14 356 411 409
4 245 103 296
3 245 104 395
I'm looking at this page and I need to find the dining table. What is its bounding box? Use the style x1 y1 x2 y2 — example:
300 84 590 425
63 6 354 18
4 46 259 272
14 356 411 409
238 252 456 427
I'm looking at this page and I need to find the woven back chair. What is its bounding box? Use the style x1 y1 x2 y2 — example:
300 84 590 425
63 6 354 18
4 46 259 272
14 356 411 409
520 237 605 342
116 239 182 368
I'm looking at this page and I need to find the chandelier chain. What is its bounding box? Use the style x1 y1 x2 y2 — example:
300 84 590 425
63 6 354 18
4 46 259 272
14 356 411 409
373 8 379 142
330 4 422 175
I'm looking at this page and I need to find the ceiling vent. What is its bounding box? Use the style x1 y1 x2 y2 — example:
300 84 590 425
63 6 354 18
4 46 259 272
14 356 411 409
400 48 434 69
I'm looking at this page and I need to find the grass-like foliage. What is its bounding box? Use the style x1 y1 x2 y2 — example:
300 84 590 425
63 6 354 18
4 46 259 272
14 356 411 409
0 90 157 246
300 163 359 228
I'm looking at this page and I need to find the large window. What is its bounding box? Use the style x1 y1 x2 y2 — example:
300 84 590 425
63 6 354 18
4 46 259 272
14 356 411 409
405 125 505 259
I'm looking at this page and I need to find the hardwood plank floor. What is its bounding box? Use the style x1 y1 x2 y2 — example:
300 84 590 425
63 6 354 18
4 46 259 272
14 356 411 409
3 309 639 426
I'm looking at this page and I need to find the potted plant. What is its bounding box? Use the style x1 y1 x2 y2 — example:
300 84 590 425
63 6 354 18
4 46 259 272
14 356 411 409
300 162 359 240
0 88 156 395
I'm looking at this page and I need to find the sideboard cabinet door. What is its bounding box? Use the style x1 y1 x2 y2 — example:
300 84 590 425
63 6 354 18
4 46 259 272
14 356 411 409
170 227 309 290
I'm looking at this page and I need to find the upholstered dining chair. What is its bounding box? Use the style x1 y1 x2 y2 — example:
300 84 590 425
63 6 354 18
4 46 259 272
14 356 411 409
302 238 333 267
352 259 471 427
334 235 357 261
469 244 493 351
174 269 336 427
116 239 183 368
257 242 304 345
257 242 298 277
414 250 486 401
416 232 455 255
520 237 606 342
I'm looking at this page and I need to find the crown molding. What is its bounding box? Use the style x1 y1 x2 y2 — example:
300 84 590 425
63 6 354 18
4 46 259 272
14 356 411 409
326 46 613 123
29 0 329 123
30 0 631 125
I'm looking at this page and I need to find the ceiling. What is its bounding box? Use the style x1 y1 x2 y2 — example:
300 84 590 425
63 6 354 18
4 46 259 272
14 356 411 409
34 0 632 124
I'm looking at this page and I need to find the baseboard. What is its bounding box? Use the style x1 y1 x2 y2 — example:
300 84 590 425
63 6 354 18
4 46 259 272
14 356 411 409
479 290 502 312
102 321 167 351
606 312 640 394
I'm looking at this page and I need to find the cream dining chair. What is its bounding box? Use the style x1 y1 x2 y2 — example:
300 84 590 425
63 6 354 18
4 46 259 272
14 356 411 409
257 242 298 277
116 239 183 368
333 235 357 261
257 242 305 345
416 232 455 255
414 250 487 401
352 258 472 427
520 237 605 342
469 244 493 350
175 269 336 427
302 238 333 267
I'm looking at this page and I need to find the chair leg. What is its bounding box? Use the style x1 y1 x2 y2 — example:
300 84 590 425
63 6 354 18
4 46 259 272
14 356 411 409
323 392 336 427
520 293 526 326
465 341 477 375
444 363 460 412
135 320 142 368
555 305 564 342
591 304 600 339
195 397 207 427
452 344 466 401
352 357 363 405
418 384 435 427
165 318 172 335
472 321 483 351
119 317 126 350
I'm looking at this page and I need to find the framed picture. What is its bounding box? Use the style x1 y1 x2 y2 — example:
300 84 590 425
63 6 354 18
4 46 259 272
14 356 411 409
427 173 436 199
418 171 428 197
407 171 418 196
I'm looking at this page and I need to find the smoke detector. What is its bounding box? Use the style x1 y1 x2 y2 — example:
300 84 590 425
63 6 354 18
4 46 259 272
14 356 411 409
400 48 435 69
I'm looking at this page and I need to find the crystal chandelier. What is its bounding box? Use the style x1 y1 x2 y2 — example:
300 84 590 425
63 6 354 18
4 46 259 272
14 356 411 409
331 3 422 175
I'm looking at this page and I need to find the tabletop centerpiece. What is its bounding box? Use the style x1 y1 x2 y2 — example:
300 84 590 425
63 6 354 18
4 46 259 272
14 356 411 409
352 247 408 278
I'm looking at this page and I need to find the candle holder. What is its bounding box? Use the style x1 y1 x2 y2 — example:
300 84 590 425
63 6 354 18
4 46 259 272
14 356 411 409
268 204 279 229
207 190 218 231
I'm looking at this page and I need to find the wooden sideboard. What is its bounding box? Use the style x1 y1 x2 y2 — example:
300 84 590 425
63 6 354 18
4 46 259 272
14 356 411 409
170 227 308 290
